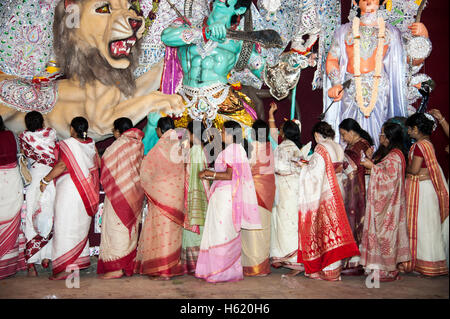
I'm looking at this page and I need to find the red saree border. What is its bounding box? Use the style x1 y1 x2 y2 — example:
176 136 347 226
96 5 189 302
297 144 359 274
0 211 21 260
134 247 183 276
97 249 136 276
59 140 99 217
415 259 448 277
405 141 449 272
243 258 271 276
101 164 137 231
146 192 184 227
52 236 89 275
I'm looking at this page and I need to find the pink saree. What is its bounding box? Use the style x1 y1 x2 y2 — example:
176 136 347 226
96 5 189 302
195 143 261 283
134 130 185 278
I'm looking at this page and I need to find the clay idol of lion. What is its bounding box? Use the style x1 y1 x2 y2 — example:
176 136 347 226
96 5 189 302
0 0 184 140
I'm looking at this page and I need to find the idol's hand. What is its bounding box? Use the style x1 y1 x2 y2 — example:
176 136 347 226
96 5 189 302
328 84 343 102
207 23 227 43
408 22 429 38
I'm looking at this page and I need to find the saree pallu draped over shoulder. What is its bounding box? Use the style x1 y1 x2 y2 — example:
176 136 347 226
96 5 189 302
297 144 359 281
360 149 411 281
134 130 186 278
52 137 99 276
97 128 145 276
404 140 449 276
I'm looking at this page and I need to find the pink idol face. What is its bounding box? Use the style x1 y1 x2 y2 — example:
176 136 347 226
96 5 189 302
358 0 381 14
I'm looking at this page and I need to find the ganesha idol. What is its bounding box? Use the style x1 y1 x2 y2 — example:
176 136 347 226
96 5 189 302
0 0 185 140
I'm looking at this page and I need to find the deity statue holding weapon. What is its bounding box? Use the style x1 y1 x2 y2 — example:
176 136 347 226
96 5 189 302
324 0 431 148
161 0 283 130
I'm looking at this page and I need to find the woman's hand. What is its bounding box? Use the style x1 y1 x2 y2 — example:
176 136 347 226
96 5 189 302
199 170 213 179
40 179 48 193
429 108 444 122
269 102 278 116
361 158 374 170
365 146 374 160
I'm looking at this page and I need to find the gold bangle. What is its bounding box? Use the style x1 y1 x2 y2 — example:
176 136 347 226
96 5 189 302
213 172 216 179
268 119 275 122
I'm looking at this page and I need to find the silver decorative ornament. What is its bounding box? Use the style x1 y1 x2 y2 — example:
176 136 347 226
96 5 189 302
406 36 432 60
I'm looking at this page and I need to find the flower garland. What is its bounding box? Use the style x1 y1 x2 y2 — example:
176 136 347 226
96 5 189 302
352 16 385 118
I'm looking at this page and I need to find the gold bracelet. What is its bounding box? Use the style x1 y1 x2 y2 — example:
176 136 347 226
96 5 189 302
213 172 216 179
268 119 275 122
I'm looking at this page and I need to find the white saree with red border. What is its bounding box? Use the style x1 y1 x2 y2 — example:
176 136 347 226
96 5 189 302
51 137 99 276
404 140 449 276
0 163 26 279
97 128 145 276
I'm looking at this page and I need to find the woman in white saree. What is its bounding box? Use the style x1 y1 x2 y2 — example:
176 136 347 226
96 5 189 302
40 117 100 280
0 116 26 280
270 119 309 275
19 111 58 276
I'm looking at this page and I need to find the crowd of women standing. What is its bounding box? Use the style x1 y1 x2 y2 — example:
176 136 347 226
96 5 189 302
0 105 448 284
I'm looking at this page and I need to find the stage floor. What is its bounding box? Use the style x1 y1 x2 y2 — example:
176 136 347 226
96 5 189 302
0 257 448 299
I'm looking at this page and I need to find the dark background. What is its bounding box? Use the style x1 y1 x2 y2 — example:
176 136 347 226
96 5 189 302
265 0 449 178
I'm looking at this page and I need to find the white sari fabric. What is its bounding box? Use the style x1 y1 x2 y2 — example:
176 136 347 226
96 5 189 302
0 165 26 279
270 140 304 270
52 138 98 275
19 128 57 264
24 163 55 264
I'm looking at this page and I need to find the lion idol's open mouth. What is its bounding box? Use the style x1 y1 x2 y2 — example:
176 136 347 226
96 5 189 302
109 36 137 59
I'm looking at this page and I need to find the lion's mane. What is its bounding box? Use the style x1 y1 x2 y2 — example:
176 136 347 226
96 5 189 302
53 0 141 97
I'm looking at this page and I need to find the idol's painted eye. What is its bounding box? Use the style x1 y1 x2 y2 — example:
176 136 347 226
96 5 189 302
96 3 111 14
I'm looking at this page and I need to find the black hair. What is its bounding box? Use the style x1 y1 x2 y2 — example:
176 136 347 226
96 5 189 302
405 113 435 136
355 0 385 18
339 118 374 146
223 120 251 157
70 116 89 140
113 117 133 134
312 121 335 139
24 111 44 132
281 120 302 150
252 119 270 142
230 0 251 25
0 115 5 131
157 116 175 135
373 122 408 164
187 120 207 144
